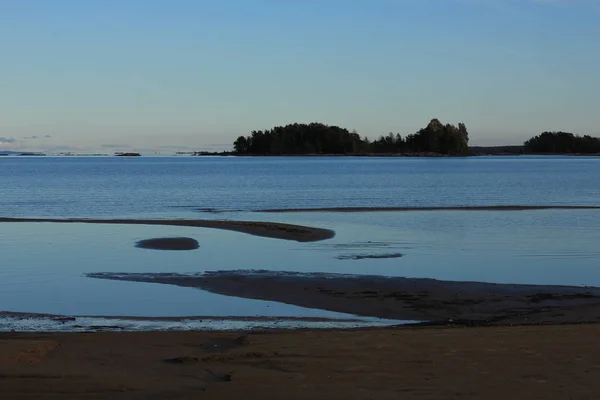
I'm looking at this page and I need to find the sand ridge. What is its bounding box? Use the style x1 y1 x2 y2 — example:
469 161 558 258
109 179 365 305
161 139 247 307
0 217 335 242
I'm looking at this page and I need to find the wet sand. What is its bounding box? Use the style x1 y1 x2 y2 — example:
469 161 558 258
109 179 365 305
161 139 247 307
256 205 600 213
0 311 361 323
0 217 335 242
2 325 600 399
88 271 600 325
1 312 395 332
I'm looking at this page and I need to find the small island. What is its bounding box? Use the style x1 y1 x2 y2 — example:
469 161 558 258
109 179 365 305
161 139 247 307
233 119 470 156
115 152 142 157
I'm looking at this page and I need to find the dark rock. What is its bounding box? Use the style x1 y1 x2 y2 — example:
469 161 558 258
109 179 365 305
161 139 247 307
336 253 403 260
135 237 199 251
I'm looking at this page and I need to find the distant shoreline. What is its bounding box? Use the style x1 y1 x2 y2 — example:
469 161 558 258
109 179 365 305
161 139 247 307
3 151 600 157
254 205 600 213
188 151 600 157
189 205 600 214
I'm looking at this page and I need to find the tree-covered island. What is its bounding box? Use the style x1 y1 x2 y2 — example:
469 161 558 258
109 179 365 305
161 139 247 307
233 119 469 156
524 131 600 154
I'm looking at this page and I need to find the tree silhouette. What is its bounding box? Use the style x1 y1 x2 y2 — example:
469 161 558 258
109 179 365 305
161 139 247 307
232 119 470 155
524 132 600 154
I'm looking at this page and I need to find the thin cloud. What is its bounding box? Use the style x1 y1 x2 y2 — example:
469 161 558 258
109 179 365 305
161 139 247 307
0 137 17 143
155 145 190 150
101 144 131 148
206 143 234 147
41 144 88 152
200 143 234 151
22 135 52 140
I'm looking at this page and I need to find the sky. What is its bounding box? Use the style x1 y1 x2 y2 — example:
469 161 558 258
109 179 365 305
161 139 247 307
1 0 599 153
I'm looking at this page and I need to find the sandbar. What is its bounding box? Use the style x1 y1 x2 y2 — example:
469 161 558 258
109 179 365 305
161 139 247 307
255 205 600 212
0 217 335 242
88 270 600 325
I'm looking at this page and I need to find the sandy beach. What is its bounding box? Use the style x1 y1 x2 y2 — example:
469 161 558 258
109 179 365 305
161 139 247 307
2 324 600 399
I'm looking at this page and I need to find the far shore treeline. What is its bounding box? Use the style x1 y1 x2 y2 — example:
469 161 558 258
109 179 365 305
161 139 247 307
230 119 600 156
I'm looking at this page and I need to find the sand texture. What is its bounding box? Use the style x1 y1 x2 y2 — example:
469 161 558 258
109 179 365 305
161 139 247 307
2 325 600 399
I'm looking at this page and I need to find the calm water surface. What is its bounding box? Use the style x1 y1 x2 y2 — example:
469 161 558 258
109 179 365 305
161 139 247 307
0 222 374 320
2 156 600 217
1 156 599 325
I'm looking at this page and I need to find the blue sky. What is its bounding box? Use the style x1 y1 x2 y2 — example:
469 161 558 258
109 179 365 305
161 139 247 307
1 0 599 152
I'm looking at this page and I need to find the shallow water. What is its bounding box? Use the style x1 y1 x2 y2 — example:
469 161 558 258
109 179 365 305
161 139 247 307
0 222 363 320
173 208 600 285
1 209 600 322
241 209 600 286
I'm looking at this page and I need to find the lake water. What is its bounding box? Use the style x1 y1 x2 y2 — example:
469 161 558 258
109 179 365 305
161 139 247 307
2 156 600 217
1 156 600 330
